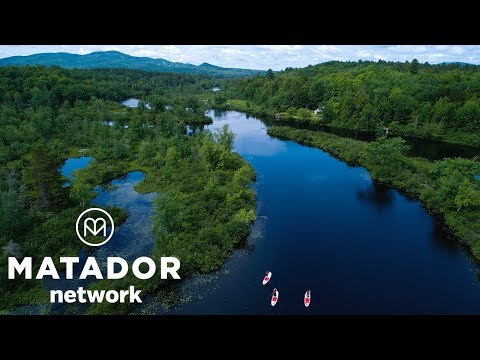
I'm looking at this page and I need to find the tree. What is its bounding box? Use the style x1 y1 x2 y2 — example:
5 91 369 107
0 172 30 238
214 94 227 105
422 158 480 212
70 178 91 207
454 179 480 211
151 96 165 112
22 144 67 211
267 69 274 79
296 107 312 120
2 240 22 257
454 98 480 132
286 107 297 119
184 96 200 113
409 58 419 75
361 137 410 181
214 125 235 151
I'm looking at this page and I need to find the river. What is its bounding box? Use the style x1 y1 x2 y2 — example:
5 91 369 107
27 109 480 315
130 110 480 314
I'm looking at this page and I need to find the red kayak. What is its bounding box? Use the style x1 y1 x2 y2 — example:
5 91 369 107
271 289 279 306
262 271 272 285
304 290 311 307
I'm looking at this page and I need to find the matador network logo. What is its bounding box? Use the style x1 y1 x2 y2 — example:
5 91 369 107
8 207 181 305
76 207 115 246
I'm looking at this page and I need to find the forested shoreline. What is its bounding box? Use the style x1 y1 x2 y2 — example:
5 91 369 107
0 66 256 313
218 60 480 147
268 126 480 261
217 59 480 261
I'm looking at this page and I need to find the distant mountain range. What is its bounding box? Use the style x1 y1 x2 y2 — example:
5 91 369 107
441 61 475 66
0 51 265 77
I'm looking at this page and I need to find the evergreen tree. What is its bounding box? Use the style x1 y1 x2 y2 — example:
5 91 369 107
409 58 419 74
454 179 480 211
22 144 67 211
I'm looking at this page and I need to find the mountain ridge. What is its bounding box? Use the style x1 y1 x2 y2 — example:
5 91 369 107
0 50 265 77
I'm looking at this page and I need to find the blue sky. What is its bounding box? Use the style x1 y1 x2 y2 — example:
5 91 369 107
1 45 479 71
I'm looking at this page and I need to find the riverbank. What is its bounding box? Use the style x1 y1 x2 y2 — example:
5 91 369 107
76 129 256 314
267 126 480 261
214 99 480 148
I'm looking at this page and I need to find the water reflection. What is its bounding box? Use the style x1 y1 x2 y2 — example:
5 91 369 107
91 171 157 261
122 98 152 109
431 220 458 253
187 125 204 136
357 182 394 209
205 110 287 157
59 156 93 186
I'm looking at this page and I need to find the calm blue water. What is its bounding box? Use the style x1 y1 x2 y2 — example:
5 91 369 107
59 156 93 185
134 110 480 315
122 98 152 109
91 171 157 261
122 98 140 108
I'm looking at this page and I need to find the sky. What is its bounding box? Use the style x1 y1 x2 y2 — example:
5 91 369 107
1 45 479 71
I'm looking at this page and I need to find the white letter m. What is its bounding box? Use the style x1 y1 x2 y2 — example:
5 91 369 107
84 218 107 237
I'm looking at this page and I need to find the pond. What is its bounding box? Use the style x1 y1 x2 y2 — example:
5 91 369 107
122 98 152 109
59 156 93 186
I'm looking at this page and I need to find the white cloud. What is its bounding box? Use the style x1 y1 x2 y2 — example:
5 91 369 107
356 50 372 58
164 45 181 54
374 54 387 60
259 45 303 52
221 48 242 55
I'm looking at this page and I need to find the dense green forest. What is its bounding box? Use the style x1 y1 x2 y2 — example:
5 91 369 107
221 60 480 147
0 66 256 313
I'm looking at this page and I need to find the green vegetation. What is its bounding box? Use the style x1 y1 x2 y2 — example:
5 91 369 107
87 125 256 315
222 60 480 147
0 66 256 313
268 126 480 259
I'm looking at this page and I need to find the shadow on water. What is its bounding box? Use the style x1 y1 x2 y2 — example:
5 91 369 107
431 220 459 253
357 182 394 209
